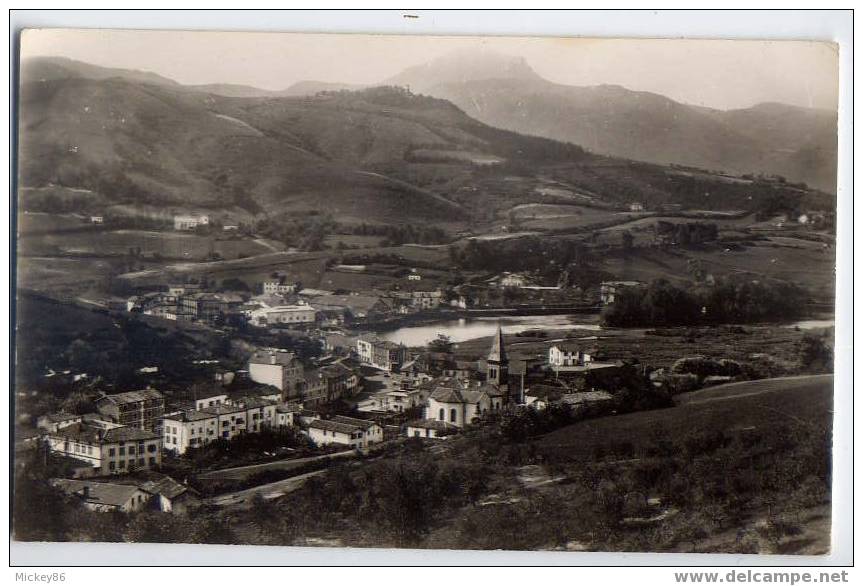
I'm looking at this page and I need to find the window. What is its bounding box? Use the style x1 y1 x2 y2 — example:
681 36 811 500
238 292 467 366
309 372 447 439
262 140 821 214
119 447 125 456
147 444 156 453
109 448 115 457
414 431 420 438
138 458 145 466
439 408 445 421
109 462 115 470
129 446 135 455
450 409 457 423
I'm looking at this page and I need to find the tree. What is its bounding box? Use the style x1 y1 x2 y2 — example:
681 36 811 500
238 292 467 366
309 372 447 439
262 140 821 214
798 333 833 373
428 334 454 354
621 230 634 254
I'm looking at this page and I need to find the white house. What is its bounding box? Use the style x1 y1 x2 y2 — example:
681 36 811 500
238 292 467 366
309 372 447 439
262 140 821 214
173 214 210 231
90 216 104 224
548 344 592 368
629 202 645 212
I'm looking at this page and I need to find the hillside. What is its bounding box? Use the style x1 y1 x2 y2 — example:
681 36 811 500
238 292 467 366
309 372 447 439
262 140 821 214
17 57 834 231
390 50 838 193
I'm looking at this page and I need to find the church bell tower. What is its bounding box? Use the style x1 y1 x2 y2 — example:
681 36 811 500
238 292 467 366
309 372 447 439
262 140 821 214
487 324 509 391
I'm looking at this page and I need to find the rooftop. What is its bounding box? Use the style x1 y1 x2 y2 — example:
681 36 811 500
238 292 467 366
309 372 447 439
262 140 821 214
52 479 145 507
331 415 378 429
406 419 460 432
100 388 164 405
309 419 363 435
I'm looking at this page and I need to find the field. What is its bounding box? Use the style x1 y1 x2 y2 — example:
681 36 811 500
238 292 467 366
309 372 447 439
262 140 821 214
536 374 833 458
451 321 829 374
19 226 283 261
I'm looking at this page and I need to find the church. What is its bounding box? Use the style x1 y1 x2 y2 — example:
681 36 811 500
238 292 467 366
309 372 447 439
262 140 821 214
423 325 516 428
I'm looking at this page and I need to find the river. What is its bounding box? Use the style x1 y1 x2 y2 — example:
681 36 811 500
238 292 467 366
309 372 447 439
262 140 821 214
378 314 601 347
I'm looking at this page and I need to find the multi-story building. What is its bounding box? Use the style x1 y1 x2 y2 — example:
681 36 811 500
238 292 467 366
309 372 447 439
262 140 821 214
43 423 162 475
357 335 407 372
161 397 277 455
247 349 305 399
96 389 165 431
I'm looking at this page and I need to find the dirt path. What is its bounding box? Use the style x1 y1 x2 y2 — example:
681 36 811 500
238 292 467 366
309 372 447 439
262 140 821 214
206 469 327 509
197 449 356 481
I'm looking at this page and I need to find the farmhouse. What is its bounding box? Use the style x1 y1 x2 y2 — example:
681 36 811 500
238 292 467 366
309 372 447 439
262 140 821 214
138 475 201 514
548 344 592 368
173 214 209 231
51 479 152 513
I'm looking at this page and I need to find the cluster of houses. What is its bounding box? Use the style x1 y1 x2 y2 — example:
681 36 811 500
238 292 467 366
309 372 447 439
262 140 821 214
118 278 447 328
33 321 629 520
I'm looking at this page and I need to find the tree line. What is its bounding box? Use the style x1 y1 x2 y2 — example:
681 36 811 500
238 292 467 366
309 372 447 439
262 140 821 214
602 278 807 327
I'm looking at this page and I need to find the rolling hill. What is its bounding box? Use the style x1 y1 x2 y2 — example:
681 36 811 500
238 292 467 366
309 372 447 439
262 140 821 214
387 50 838 193
17 57 834 230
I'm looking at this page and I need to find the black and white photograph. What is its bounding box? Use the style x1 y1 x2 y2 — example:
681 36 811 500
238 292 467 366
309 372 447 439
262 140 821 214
9 13 850 565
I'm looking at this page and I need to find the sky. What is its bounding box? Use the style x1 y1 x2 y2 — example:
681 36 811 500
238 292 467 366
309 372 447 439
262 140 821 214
20 29 839 111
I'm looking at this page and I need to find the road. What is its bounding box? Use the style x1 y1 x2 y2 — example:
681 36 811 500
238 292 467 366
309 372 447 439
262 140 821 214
205 469 328 508
197 449 357 481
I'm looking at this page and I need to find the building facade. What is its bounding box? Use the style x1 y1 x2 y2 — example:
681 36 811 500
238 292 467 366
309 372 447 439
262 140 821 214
247 349 305 398
96 389 165 431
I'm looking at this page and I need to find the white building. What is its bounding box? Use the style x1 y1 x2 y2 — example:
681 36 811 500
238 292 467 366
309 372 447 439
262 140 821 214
173 214 210 231
630 202 645 212
262 280 297 295
307 415 383 449
90 216 104 224
161 397 277 454
548 344 593 368
43 423 162 475
425 380 501 428
249 304 316 327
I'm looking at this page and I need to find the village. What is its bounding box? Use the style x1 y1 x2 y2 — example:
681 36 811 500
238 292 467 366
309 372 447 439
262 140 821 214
14 206 834 521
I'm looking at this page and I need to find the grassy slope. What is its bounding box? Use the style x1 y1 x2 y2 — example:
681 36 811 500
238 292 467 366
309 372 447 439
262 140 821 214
536 374 833 458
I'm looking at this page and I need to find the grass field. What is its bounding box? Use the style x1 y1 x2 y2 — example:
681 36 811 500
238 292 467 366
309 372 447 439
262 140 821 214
19 228 281 262
536 374 833 458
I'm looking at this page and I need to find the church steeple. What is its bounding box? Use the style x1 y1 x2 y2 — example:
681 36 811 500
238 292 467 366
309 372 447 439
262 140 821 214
487 324 509 389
